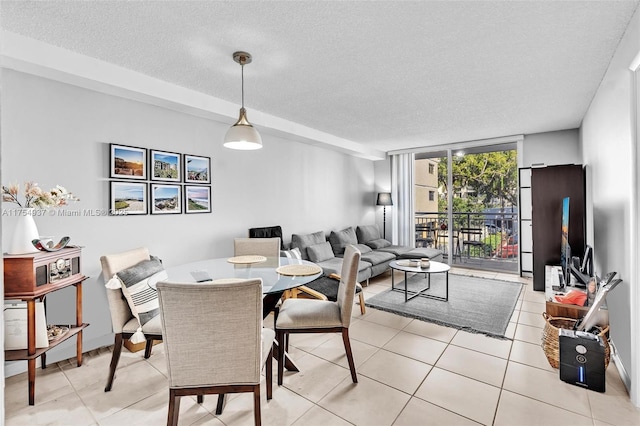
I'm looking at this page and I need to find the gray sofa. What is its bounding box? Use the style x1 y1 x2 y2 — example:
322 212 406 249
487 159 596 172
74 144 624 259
290 225 443 284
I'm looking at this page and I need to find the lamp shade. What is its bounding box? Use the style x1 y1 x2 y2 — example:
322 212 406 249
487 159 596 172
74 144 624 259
223 108 263 150
376 192 393 206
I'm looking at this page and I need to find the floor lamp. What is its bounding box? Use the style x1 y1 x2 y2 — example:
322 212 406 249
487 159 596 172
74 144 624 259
376 192 393 240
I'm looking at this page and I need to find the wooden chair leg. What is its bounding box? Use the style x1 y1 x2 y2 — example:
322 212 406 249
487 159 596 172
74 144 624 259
341 328 358 383
276 330 285 385
105 333 124 392
215 394 225 415
253 385 262 426
266 345 273 400
359 292 366 314
167 389 180 426
144 339 154 359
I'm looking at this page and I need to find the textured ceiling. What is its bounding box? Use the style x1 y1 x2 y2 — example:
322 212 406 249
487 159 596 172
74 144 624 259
2 1 639 153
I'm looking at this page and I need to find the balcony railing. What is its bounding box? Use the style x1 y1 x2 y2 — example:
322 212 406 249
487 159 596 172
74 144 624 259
415 210 519 270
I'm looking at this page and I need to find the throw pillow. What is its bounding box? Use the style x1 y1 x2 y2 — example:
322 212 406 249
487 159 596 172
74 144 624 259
329 226 358 256
307 241 336 263
356 225 381 243
291 231 325 260
366 238 392 249
280 247 302 260
105 257 167 343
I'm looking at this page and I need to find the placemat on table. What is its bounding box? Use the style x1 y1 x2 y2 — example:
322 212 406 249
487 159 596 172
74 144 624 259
227 255 267 264
276 264 322 276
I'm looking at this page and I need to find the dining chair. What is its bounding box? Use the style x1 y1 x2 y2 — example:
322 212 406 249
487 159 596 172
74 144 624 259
275 244 361 385
100 247 163 392
248 225 285 249
239 235 302 298
157 279 274 426
234 237 281 258
301 273 366 314
460 227 484 260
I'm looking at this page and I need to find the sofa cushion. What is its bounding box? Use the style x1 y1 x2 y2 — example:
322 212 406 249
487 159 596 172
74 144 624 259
307 241 335 263
377 245 413 257
397 247 444 262
360 249 396 267
355 244 373 254
356 225 381 243
291 231 326 260
329 227 358 256
366 238 392 249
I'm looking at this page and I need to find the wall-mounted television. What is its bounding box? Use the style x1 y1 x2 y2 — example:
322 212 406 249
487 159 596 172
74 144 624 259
560 196 571 285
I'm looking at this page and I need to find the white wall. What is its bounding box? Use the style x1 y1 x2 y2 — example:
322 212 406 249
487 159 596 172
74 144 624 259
373 157 392 238
580 6 640 403
521 129 580 167
1 69 375 374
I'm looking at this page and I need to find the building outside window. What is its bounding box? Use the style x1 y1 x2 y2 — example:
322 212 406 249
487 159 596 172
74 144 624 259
429 190 435 201
428 163 434 174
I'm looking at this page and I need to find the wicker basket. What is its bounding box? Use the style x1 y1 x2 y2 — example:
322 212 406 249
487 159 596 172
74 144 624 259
541 312 610 369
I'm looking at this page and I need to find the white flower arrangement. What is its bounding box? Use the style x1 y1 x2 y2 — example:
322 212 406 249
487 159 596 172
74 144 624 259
2 182 79 209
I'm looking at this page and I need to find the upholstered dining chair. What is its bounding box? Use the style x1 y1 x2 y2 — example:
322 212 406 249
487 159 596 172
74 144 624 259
157 279 274 426
302 273 367 314
100 247 163 392
275 244 361 385
234 237 281 258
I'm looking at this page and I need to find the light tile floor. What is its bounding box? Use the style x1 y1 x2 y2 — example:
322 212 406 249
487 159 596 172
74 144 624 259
5 268 640 425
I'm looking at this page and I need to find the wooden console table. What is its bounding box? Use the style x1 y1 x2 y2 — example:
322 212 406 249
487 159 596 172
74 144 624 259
4 247 89 405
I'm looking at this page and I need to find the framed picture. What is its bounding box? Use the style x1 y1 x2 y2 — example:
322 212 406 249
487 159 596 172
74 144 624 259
110 144 147 179
184 185 211 213
110 181 148 215
151 184 182 215
184 154 211 184
150 150 181 182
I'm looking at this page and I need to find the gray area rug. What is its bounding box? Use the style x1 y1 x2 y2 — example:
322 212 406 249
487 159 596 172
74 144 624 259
365 274 522 338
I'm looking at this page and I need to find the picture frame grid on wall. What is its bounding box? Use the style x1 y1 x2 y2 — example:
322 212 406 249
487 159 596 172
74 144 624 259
184 154 211 184
150 149 181 182
185 185 212 214
150 183 182 215
110 144 147 180
109 181 148 215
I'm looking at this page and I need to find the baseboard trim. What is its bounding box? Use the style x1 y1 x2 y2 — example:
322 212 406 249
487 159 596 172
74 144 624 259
610 338 632 394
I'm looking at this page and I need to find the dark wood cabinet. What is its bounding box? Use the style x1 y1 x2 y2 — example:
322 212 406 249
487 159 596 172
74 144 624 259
531 165 586 291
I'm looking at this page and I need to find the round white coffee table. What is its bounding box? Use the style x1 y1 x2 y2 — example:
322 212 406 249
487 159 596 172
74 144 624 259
389 259 451 302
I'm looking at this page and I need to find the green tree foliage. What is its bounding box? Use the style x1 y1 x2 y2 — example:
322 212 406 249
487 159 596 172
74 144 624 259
438 151 517 210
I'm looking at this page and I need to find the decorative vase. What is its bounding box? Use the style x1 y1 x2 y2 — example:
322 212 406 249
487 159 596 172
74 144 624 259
8 209 40 254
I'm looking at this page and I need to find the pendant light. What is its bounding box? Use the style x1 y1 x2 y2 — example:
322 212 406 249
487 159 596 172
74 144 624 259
223 51 263 150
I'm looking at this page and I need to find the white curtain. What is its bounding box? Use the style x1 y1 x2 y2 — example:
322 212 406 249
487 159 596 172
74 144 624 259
391 153 415 246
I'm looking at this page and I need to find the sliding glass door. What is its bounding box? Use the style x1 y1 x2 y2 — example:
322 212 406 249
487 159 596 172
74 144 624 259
414 144 518 273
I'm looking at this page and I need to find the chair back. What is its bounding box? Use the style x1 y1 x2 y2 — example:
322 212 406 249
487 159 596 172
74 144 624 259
100 247 150 333
156 279 263 388
249 226 284 249
234 237 281 257
336 244 361 327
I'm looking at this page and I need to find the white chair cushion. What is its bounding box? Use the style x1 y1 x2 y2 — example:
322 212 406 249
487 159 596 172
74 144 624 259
123 314 163 335
276 299 342 329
